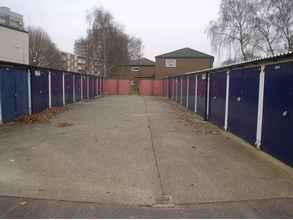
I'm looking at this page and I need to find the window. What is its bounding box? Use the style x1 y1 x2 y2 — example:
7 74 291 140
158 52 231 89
131 67 140 72
165 59 176 68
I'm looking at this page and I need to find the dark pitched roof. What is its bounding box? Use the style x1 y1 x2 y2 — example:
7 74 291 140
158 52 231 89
128 57 155 66
156 47 214 59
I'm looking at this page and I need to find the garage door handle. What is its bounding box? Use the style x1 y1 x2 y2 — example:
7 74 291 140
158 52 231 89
282 110 288 117
213 96 217 100
237 97 241 102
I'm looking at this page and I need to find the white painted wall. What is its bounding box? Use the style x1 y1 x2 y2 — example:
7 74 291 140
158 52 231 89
0 25 29 64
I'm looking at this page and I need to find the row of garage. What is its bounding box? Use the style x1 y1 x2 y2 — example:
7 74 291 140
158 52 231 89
163 53 293 167
0 61 103 123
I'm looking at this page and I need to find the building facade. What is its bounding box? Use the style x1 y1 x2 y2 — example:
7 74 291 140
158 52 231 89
155 48 214 79
61 52 101 75
110 48 214 80
0 7 24 31
111 58 156 80
0 24 29 64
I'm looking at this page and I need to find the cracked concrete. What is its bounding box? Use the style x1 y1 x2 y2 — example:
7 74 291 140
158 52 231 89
0 96 293 217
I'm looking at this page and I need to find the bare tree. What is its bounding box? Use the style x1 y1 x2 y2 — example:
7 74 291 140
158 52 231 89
252 0 282 56
28 26 63 69
269 0 293 51
207 0 293 62
128 37 143 61
75 7 143 77
207 0 258 61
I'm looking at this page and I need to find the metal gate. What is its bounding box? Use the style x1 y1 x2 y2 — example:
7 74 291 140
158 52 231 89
31 69 49 114
262 61 293 166
209 71 227 128
228 67 259 145
0 67 28 122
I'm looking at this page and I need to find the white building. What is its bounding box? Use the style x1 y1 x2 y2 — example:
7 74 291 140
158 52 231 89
61 51 101 75
0 7 24 30
0 24 29 64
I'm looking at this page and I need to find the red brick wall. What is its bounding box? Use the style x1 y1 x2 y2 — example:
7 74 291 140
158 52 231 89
111 66 155 80
155 58 212 79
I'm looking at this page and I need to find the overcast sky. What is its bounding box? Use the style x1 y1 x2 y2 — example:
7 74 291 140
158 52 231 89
2 0 221 62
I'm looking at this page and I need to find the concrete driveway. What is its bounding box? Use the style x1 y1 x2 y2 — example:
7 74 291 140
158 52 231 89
0 96 292 218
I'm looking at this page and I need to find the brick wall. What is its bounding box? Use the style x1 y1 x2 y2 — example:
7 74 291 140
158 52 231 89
155 58 213 79
111 65 156 80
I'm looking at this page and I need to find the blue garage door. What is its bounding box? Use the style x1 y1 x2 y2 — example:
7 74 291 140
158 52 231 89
188 75 195 112
83 76 88 99
89 77 94 98
168 79 172 99
197 73 207 120
75 74 81 102
65 73 73 104
182 76 187 107
31 69 49 114
169 79 173 99
92 77 96 98
97 78 100 96
262 61 293 166
94 77 97 96
0 67 29 122
51 71 63 107
209 71 227 128
177 77 181 103
228 67 259 145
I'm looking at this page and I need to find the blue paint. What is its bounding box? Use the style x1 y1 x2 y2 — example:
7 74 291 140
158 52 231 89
182 76 187 107
0 67 29 122
65 73 73 104
89 76 95 98
188 75 195 111
51 71 63 107
168 79 172 99
262 61 293 166
209 71 227 128
177 77 181 103
75 74 81 102
82 75 88 99
197 73 207 120
31 69 49 114
228 67 259 145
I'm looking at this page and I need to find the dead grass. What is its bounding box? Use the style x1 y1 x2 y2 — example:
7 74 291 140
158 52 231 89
55 122 74 128
17 107 68 124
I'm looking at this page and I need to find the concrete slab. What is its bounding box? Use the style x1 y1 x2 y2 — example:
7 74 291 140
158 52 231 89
143 96 293 205
0 96 161 205
0 95 292 213
1 196 293 218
